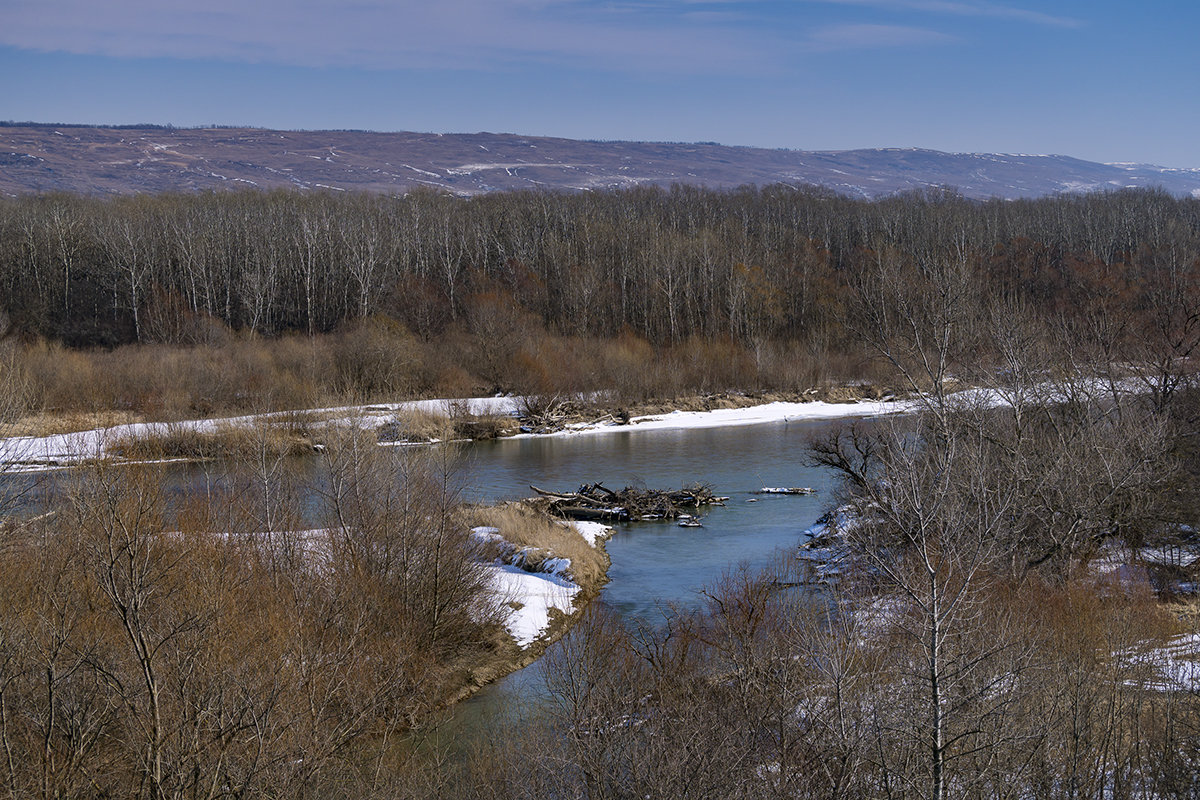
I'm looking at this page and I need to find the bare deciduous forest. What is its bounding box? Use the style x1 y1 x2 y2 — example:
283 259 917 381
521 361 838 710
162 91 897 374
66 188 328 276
1 185 1197 413
1 183 1200 798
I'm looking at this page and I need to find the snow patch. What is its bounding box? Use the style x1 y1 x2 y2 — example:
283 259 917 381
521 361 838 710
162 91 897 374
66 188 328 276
1118 633 1200 692
556 398 912 437
444 162 585 175
473 520 611 647
400 163 442 179
569 520 614 547
486 563 580 647
469 526 504 546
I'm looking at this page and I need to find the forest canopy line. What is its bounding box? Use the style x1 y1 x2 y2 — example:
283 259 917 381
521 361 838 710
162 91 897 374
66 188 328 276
1 184 1198 414
3 184 1197 344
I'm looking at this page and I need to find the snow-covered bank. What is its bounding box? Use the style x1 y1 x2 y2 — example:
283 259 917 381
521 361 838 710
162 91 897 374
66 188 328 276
1120 632 1200 692
479 520 614 648
485 564 581 647
18 378 1131 472
0 396 519 472
0 395 911 472
552 398 912 437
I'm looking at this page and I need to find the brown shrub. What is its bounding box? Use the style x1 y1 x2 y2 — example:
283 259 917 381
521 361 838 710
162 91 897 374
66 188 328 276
21 339 109 411
330 316 426 401
0 341 32 433
108 421 317 462
18 335 335 419
453 414 518 441
14 324 893 428
431 363 484 398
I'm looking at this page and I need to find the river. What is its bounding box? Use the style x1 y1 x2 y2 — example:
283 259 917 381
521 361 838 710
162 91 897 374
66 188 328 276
1 412 860 731
451 415 853 722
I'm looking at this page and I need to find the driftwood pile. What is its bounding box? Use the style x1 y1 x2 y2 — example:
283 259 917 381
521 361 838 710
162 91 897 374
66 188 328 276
516 395 633 434
530 482 726 522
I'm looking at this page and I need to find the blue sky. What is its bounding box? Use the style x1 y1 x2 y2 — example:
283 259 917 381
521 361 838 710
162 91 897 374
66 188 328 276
1 1 1197 166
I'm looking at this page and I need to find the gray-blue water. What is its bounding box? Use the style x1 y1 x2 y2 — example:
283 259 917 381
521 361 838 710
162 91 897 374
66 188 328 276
464 418 842 616
3 414 861 725
452 416 853 715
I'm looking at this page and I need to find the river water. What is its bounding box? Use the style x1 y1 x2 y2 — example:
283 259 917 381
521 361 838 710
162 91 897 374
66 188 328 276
451 415 856 719
2 413 863 730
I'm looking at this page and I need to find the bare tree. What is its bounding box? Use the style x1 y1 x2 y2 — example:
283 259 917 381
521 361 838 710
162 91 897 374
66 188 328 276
813 418 1044 800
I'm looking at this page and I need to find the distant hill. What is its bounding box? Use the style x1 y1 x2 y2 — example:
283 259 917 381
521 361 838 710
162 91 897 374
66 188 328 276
2 123 1199 200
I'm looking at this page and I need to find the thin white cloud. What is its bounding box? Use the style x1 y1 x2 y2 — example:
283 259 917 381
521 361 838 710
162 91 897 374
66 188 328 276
809 0 1082 28
0 0 773 73
804 22 956 50
0 0 1066 72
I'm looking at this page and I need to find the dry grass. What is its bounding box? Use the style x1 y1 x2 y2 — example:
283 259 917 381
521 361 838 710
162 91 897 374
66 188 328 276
108 421 317 462
7 322 897 444
7 410 145 437
376 408 457 443
453 414 518 441
375 408 518 443
465 502 610 590
1168 597 1200 626
818 383 901 403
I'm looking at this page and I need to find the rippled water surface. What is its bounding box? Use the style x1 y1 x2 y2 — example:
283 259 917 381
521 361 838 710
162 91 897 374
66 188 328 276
465 418 848 615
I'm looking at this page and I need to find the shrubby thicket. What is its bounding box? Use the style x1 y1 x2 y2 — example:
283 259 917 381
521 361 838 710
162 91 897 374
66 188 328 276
0 434 514 799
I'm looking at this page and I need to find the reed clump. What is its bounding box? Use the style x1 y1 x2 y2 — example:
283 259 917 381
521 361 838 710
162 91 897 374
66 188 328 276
465 502 609 590
108 421 317 462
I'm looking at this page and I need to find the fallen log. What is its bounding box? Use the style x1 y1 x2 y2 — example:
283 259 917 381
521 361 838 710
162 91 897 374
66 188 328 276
530 486 616 510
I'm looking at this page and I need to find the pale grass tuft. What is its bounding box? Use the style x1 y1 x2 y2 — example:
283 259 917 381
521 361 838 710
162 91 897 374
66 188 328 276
377 408 457 443
465 502 609 590
377 407 518 443
108 421 316 462
8 410 145 438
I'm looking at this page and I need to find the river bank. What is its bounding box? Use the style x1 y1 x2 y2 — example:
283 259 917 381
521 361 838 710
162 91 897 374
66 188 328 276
444 514 616 707
0 388 913 473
